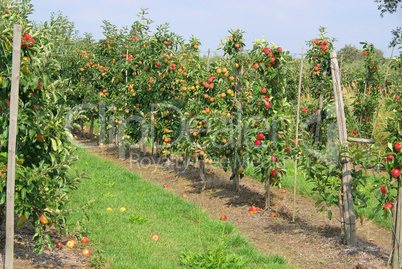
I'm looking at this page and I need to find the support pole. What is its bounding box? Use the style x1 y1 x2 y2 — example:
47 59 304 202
330 51 356 246
292 47 304 222
5 23 22 269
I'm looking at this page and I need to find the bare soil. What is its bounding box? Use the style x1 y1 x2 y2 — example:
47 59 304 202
1 138 392 269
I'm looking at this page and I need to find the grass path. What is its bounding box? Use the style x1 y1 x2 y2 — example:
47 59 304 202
67 147 291 268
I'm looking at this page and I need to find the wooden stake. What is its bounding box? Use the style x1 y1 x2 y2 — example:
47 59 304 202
292 47 304 223
5 23 22 269
330 51 356 246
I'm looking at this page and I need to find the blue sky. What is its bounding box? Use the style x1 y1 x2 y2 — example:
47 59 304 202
28 0 401 57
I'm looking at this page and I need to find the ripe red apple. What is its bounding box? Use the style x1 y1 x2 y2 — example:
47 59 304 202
392 169 400 178
261 87 267 94
365 117 370 121
56 242 63 248
40 214 50 225
254 139 261 146
271 156 276 162
263 48 270 54
353 130 357 135
314 39 319 45
277 47 282 52
220 215 227 220
151 234 159 240
71 238 77 245
396 95 400 100
380 186 387 194
285 146 290 152
395 142 401 152
263 96 269 101
302 108 307 114
163 183 168 188
384 203 393 211
374 66 378 70
81 237 89 244
265 102 271 108
253 62 259 69
257 133 264 140
364 52 369 56
387 155 394 161
82 249 91 257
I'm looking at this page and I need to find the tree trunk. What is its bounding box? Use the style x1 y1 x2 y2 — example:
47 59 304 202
265 168 271 210
89 115 95 139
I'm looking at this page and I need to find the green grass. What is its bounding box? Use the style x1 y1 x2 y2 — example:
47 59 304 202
67 147 292 269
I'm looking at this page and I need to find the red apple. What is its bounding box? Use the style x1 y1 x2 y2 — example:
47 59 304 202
40 214 50 225
353 130 357 135
395 142 401 152
254 139 261 146
302 108 307 114
277 47 282 52
271 156 276 162
285 146 290 152
220 215 227 220
257 133 264 140
82 249 91 257
396 95 400 100
365 117 370 121
261 87 267 94
151 234 159 240
253 62 259 69
387 155 394 161
265 102 271 108
384 203 393 211
81 237 89 244
163 184 168 188
314 39 319 45
364 52 369 56
392 169 400 178
380 186 387 194
56 242 63 248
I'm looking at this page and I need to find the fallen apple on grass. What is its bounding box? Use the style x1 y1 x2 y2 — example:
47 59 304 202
220 215 227 220
151 234 159 241
81 237 89 244
120 207 127 212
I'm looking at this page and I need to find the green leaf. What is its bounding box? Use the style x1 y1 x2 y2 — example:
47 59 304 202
50 138 58 152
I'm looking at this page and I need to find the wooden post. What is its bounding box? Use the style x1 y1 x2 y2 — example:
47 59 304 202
389 179 402 269
293 47 304 222
330 51 357 246
5 23 22 269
